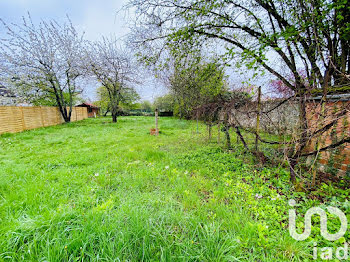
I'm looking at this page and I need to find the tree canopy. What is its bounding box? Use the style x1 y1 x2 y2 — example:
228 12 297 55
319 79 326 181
129 0 350 93
95 85 140 115
166 58 228 118
128 0 350 181
85 38 136 122
153 94 175 112
0 15 86 122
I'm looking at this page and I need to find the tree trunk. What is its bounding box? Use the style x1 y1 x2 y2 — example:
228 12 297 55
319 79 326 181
289 158 297 184
288 87 308 182
255 86 262 152
58 105 71 123
235 126 249 150
208 124 212 141
112 113 117 123
223 125 232 150
298 92 308 151
49 78 72 123
64 115 71 123
111 101 119 123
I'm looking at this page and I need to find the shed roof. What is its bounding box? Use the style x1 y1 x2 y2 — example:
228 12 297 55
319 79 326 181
77 102 100 109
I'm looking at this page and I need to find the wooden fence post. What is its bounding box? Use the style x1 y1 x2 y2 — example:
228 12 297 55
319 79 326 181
255 86 262 152
208 124 212 141
217 122 221 144
155 108 159 135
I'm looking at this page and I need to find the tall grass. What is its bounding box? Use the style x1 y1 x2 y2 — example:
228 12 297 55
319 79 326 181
0 117 307 261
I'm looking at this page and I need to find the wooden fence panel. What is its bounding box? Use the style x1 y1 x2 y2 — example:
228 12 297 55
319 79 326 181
10 107 25 133
41 107 60 127
56 108 63 124
22 107 43 130
0 106 88 135
82 107 88 119
0 107 10 134
76 107 85 121
0 107 24 134
73 108 78 122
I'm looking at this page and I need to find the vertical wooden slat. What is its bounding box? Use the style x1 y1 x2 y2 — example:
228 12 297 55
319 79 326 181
20 107 26 131
40 106 44 127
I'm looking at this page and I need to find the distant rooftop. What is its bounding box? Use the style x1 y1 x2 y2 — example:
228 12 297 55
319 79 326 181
0 86 16 98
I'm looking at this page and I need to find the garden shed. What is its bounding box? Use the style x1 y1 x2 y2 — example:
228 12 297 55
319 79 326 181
77 103 100 118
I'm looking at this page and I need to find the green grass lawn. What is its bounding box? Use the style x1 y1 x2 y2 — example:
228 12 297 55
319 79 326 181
0 117 321 261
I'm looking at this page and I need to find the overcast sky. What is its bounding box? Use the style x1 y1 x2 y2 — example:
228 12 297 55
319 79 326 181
0 0 274 102
0 0 167 102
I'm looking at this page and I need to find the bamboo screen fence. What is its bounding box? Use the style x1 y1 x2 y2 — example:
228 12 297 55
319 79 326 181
0 106 88 135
